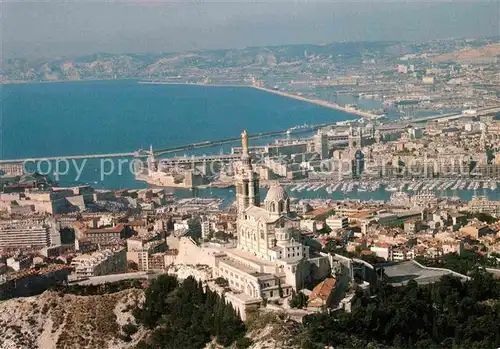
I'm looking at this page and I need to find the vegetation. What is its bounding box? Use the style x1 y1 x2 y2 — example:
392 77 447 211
206 230 234 242
462 211 498 224
122 323 138 336
323 241 351 256
300 271 500 349
486 146 495 164
187 218 202 240
323 241 384 265
135 275 248 349
214 277 229 288
290 291 309 309
50 279 143 296
127 261 139 272
415 251 500 275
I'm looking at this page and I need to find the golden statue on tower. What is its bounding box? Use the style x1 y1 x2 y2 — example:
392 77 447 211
241 129 249 154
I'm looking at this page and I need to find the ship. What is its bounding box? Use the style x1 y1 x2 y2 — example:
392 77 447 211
385 184 399 192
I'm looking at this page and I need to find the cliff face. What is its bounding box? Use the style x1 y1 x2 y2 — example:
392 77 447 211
0 289 146 349
0 287 302 349
244 311 302 349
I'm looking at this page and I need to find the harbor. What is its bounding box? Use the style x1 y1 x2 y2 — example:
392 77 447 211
183 178 499 206
284 178 498 195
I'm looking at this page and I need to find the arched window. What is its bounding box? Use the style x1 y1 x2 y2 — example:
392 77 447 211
270 202 276 212
278 201 283 213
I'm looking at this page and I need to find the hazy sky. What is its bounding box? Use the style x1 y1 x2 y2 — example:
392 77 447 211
2 0 499 59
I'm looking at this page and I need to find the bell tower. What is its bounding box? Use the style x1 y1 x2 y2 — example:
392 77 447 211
147 144 157 174
235 130 260 217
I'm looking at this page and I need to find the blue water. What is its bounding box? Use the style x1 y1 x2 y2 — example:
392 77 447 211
2 80 498 203
2 80 354 158
1 80 355 189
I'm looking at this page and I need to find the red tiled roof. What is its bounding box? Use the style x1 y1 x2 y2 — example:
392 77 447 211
308 278 336 307
304 207 334 218
86 223 126 234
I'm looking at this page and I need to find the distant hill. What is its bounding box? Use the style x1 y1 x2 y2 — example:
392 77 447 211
0 41 407 83
433 43 500 63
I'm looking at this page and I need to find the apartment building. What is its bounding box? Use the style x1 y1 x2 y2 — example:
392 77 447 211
326 216 349 230
0 218 61 249
71 247 126 279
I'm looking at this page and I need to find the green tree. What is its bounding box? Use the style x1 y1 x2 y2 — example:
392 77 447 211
290 291 309 309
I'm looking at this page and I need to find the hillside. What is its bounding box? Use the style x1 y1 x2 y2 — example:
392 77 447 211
0 283 297 349
0 289 146 349
433 43 500 63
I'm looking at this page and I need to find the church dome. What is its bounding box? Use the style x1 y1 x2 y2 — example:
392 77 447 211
265 183 288 202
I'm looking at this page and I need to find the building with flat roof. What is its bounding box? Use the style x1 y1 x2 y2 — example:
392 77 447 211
469 196 500 217
6 255 32 271
326 216 349 230
74 223 127 247
460 223 493 239
71 247 126 279
383 260 469 286
126 232 167 271
0 218 61 250
377 213 399 226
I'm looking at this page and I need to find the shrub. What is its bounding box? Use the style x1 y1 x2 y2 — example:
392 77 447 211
122 323 138 336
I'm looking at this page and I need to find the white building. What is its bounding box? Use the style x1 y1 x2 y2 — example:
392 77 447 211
201 216 212 239
6 255 32 271
370 244 392 261
0 218 61 249
326 216 349 230
71 247 126 279
408 127 423 140
212 131 328 299
174 220 189 231
173 131 331 317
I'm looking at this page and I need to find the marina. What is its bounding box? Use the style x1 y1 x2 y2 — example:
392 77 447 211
262 178 500 202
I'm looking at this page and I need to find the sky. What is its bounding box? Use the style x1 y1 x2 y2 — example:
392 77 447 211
1 0 499 59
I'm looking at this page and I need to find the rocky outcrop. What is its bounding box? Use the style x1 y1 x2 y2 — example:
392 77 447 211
0 285 301 349
0 289 145 349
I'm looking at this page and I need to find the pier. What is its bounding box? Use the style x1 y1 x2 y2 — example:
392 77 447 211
0 123 323 165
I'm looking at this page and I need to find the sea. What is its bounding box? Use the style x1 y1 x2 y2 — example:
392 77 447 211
1 80 499 204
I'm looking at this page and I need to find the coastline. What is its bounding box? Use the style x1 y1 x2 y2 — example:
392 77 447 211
3 78 377 119
0 77 138 86
137 81 249 88
251 86 378 119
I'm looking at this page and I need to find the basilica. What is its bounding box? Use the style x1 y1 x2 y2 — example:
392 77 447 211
211 130 330 302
